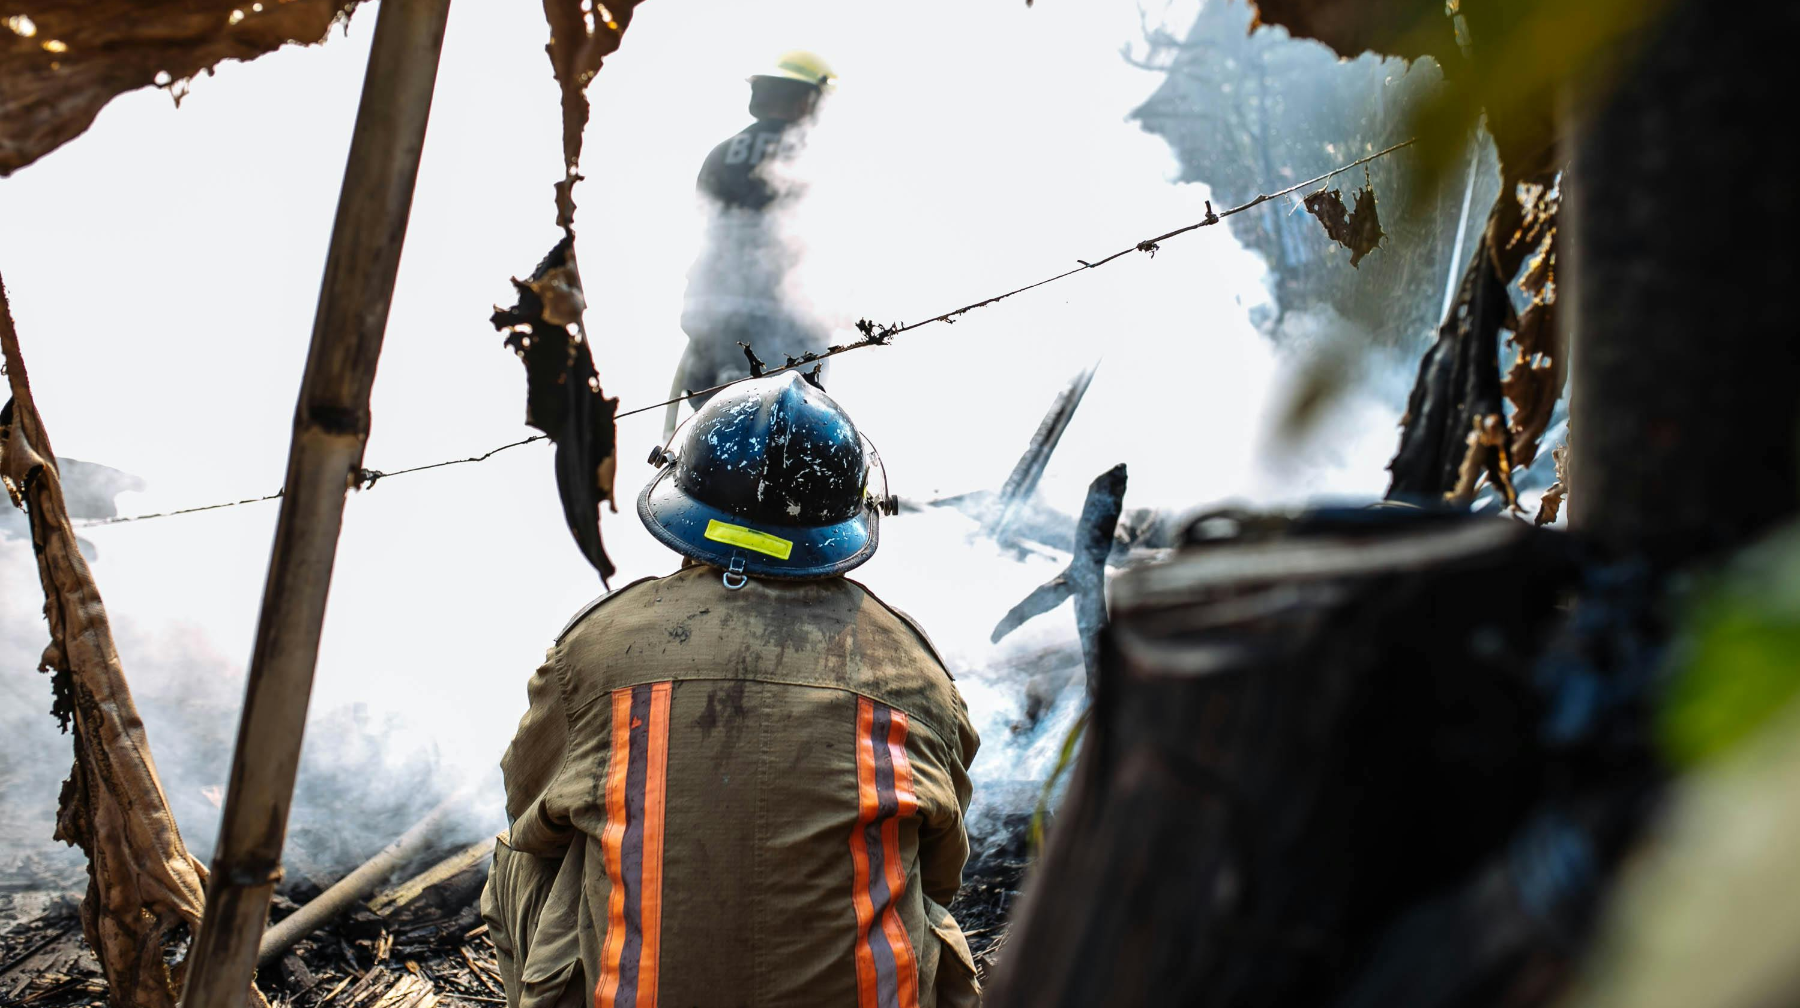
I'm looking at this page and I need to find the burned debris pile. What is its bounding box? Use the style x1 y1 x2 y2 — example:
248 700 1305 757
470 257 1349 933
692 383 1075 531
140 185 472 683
3 810 1031 1006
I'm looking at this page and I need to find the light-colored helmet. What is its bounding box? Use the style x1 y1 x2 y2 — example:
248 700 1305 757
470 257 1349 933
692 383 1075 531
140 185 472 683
750 50 835 89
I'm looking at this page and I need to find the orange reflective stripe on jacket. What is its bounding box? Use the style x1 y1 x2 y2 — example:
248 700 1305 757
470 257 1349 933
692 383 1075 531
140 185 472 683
849 697 921 1008
596 682 672 1008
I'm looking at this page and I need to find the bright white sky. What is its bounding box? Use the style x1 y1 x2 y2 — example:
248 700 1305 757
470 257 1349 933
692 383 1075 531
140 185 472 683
0 0 1403 842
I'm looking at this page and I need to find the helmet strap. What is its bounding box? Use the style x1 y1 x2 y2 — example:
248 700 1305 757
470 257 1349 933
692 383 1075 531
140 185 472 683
722 554 749 590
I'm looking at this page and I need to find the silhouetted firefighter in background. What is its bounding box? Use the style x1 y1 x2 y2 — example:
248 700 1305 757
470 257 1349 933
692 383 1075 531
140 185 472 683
665 51 835 440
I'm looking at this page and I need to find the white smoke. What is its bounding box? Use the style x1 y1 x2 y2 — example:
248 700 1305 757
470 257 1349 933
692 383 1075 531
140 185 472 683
0 0 1412 882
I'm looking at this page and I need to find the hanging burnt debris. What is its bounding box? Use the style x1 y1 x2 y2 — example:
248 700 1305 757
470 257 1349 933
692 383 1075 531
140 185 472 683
1303 182 1387 267
1 283 225 1008
1387 179 1564 509
541 0 645 228
487 0 646 584
0 0 366 176
1387 236 1516 507
1502 180 1563 473
491 236 619 585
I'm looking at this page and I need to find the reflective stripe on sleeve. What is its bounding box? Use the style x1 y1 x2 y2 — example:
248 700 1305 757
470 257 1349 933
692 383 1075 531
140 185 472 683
596 682 672 1008
849 697 921 1008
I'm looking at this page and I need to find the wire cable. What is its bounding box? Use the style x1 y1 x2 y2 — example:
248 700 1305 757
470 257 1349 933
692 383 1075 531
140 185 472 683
77 139 1414 527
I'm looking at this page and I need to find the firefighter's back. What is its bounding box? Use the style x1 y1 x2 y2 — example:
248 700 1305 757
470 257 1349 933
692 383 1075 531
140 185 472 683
486 565 981 1007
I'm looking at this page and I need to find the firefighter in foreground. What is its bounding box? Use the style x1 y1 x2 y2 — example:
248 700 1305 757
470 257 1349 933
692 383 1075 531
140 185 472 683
667 51 837 441
483 372 982 1007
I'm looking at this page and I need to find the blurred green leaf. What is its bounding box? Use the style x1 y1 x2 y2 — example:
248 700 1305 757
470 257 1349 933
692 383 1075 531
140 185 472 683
1662 525 1800 766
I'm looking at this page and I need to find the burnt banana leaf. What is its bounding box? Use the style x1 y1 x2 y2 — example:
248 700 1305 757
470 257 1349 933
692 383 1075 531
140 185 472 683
491 236 618 585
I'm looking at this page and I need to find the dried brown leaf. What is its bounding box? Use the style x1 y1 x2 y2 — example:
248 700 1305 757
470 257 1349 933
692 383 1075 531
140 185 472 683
541 0 645 228
1535 445 1569 525
1 0 362 176
1448 412 1517 509
1502 298 1564 469
1303 185 1387 267
2 276 244 1008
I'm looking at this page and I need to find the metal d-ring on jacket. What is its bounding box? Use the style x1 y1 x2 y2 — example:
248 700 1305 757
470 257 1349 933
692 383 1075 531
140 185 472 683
480 565 983 1008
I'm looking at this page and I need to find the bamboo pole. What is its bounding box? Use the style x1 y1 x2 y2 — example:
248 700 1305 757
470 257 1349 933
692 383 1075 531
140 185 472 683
179 3 451 1005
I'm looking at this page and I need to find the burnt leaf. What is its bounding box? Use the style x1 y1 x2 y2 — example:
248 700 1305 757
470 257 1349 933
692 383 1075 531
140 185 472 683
1 0 365 176
1386 234 1516 506
1501 298 1564 469
542 0 646 228
1450 413 1517 509
1503 196 1563 470
1303 185 1387 267
1535 446 1569 526
491 236 618 585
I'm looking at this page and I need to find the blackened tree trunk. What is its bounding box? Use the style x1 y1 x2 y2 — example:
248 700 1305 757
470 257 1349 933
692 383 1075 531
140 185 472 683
1568 0 1800 559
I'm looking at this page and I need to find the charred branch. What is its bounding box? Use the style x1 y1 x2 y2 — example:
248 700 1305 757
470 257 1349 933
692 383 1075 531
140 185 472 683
985 364 1100 544
257 794 471 969
992 464 1129 695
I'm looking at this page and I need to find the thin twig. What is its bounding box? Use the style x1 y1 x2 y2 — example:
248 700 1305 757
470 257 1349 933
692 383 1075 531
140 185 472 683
70 140 1413 527
316 973 354 1007
457 947 502 998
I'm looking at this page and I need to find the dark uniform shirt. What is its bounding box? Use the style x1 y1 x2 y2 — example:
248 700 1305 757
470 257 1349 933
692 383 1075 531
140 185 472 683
696 118 803 211
680 118 827 397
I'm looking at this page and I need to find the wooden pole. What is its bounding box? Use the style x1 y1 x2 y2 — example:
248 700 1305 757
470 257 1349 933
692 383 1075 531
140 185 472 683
179 2 451 1005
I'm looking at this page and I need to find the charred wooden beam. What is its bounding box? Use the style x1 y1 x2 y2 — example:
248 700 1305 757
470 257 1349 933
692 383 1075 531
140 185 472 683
179 3 451 1005
991 464 1128 693
256 795 469 969
367 839 492 927
985 363 1099 543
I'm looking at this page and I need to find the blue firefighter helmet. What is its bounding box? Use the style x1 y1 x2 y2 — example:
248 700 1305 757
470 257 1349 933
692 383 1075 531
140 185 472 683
638 372 893 581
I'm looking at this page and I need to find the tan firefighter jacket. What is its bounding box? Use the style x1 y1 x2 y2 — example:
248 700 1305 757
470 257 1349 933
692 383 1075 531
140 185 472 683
480 565 982 1008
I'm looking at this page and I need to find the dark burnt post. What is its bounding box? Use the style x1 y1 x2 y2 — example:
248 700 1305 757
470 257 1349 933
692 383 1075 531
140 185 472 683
1568 0 1800 559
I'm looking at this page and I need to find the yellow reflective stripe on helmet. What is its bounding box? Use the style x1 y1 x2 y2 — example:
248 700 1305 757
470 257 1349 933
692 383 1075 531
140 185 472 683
704 519 794 560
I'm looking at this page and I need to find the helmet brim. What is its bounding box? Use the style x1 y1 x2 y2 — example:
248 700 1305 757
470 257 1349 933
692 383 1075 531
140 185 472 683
747 69 831 89
638 464 877 580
